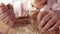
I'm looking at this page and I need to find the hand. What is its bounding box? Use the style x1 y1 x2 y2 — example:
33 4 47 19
37 10 60 32
30 0 47 9
0 3 15 34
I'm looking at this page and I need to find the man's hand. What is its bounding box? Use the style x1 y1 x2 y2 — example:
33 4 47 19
37 10 60 32
0 3 15 34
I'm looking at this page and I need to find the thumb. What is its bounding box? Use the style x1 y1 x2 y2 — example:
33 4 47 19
37 10 48 24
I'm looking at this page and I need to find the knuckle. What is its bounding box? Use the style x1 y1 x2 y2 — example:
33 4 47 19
0 3 4 7
48 22 53 26
43 15 48 21
0 8 8 14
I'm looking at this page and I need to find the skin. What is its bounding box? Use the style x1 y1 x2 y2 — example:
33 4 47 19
37 10 60 32
0 0 56 33
0 3 15 34
30 0 60 32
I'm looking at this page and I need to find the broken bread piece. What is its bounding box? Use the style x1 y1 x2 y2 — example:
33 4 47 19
13 15 30 27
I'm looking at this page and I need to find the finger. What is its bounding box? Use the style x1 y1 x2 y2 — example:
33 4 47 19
0 9 15 21
8 9 15 17
37 11 48 24
39 12 53 28
3 16 10 24
7 4 13 10
1 9 13 24
0 11 8 20
3 15 14 26
3 15 15 25
8 9 15 21
0 3 8 14
41 16 57 32
48 20 60 31
8 20 14 26
0 3 5 7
